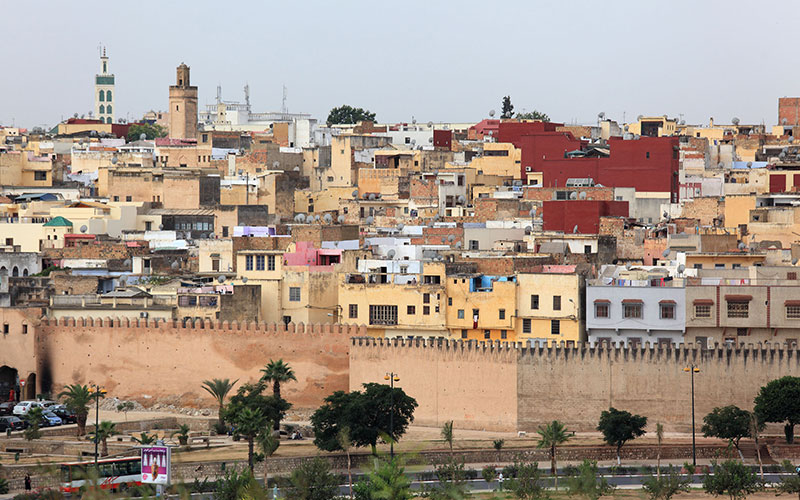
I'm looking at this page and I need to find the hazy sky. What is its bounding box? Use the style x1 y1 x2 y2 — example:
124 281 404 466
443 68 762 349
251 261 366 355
1 0 797 129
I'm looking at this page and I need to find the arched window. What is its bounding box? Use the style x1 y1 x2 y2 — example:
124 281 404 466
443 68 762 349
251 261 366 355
106 90 112 101
106 117 112 124
99 91 104 102
99 105 105 114
12 267 18 277
22 269 28 277
106 105 112 114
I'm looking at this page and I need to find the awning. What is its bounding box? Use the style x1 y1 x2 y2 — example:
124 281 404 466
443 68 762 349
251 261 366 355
725 294 752 302
693 299 714 305
659 300 677 304
622 299 643 304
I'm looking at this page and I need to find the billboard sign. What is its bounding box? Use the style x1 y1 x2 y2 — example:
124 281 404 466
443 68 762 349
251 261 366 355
141 446 170 484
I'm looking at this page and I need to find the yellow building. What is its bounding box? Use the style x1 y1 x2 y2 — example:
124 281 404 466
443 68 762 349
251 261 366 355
685 253 767 270
468 142 522 178
515 272 583 345
627 116 677 137
446 274 517 340
236 249 283 323
0 151 53 187
294 187 354 215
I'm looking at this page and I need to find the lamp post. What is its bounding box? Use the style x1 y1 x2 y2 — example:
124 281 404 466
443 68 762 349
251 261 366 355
683 365 700 467
383 372 399 460
88 385 106 468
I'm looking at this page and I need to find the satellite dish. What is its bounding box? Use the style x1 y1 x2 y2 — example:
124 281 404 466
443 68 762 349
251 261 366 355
455 241 462 249
731 117 740 125
158 224 164 230
524 226 532 235
569 192 577 200
352 190 358 197
242 276 248 283
123 259 131 267
387 249 396 258
448 234 455 242
579 192 587 199
273 161 280 168
441 237 446 243
738 242 746 250
489 110 496 118
427 121 433 127
457 195 466 204
171 261 179 269
140 133 147 141
678 264 686 273
111 156 118 165
337 215 345 223
747 161 752 167
365 216 374 224
428 137 433 143
397 223 404 230
293 166 300 171
573 224 579 233
529 209 536 217
368 193 376 200
718 162 724 168
362 193 369 199
623 125 629 132
295 214 306 223
662 248 670 257
80 225 87 233
314 215 320 222
218 275 226 283
625 263 632 270
793 258 799 265
637 115 643 121
790 136 795 143
598 112 605 119
21 203 28 210
323 213 333 223
783 118 789 125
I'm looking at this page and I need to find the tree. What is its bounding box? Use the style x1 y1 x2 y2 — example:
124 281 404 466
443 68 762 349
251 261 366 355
702 460 761 500
754 376 800 443
202 378 238 424
338 427 354 497
493 439 505 462
89 421 117 456
515 110 551 122
23 407 43 441
258 426 280 484
132 432 156 445
504 460 548 500
369 458 412 500
260 359 296 431
642 466 690 500
216 469 257 500
222 382 290 471
776 460 800 500
536 420 570 489
656 423 664 479
501 96 514 119
441 420 454 455
172 424 191 446
59 384 92 436
566 459 614 500
311 383 418 454
116 401 135 421
597 407 647 465
127 123 166 141
286 457 340 500
426 457 469 500
326 105 377 126
482 465 498 485
702 405 760 461
750 413 763 480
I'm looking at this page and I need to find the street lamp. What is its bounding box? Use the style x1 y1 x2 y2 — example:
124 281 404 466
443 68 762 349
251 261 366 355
88 385 106 468
683 365 700 467
384 372 400 459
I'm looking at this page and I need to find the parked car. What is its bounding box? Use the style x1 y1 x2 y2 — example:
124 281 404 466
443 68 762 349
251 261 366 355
13 401 42 416
0 416 25 432
52 406 77 424
0 401 16 415
41 411 62 427
39 400 58 408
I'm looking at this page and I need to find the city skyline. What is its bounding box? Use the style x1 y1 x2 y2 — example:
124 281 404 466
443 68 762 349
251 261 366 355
1 0 798 128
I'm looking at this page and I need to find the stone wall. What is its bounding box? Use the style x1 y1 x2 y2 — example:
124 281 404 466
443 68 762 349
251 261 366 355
350 337 800 432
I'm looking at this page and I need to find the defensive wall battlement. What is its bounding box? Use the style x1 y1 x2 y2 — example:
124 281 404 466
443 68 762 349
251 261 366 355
349 336 800 432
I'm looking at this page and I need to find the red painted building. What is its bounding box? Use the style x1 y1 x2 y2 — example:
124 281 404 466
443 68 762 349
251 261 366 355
542 200 629 234
433 129 452 150
498 122 680 202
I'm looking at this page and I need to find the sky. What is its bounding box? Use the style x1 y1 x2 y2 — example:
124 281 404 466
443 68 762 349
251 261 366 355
1 0 798 129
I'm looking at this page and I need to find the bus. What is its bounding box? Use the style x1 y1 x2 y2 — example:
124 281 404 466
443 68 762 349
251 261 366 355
60 456 142 493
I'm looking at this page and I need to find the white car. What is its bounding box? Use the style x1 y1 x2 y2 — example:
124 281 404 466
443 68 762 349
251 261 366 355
13 401 42 416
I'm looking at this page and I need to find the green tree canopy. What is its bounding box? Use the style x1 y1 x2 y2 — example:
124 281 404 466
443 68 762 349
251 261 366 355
597 407 647 465
286 457 340 500
565 459 614 500
58 383 92 436
515 110 550 122
702 405 762 460
311 383 418 454
501 96 514 119
127 123 167 141
754 376 800 443
702 460 761 500
504 460 548 500
326 105 376 126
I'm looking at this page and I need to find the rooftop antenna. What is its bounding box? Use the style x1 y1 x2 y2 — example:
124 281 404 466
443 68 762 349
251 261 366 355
216 85 222 105
281 84 288 115
244 84 250 108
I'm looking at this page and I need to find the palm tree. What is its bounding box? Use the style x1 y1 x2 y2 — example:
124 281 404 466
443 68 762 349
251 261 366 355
202 378 238 423
132 432 156 445
370 458 412 500
536 420 570 490
23 407 43 441
58 384 92 436
260 359 296 430
656 423 664 479
90 421 117 457
258 425 280 484
236 407 269 471
172 424 191 446
337 427 353 497
441 420 454 455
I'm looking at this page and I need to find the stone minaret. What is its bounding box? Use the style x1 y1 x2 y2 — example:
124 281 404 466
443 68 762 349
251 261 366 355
94 47 115 124
168 63 198 139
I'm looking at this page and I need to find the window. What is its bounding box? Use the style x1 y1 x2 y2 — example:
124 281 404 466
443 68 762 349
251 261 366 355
551 320 560 335
501 330 507 339
469 240 479 250
245 255 254 271
423 293 430 304
623 302 643 319
522 319 531 333
646 151 650 159
484 330 491 339
457 309 464 319
268 255 276 271
423 306 430 315
787 305 800 319
2 324 7 334
595 302 609 318
22 324 27 334
461 329 467 339
289 287 301 302
34 171 47 181
99 91 105 102
369 305 398 325
211 258 220 271
99 104 105 114
584 245 592 254
349 304 358 319
727 301 749 318
222 226 229 238
407 305 416 315
107 105 112 114
553 296 561 311
448 297 452 306
145 221 152 231
499 309 506 320
125 195 132 202
106 90 112 101
660 302 675 319
256 255 265 271
531 295 539 310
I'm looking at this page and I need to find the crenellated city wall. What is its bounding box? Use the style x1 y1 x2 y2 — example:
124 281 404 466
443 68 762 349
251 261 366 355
349 337 800 432
35 318 358 409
